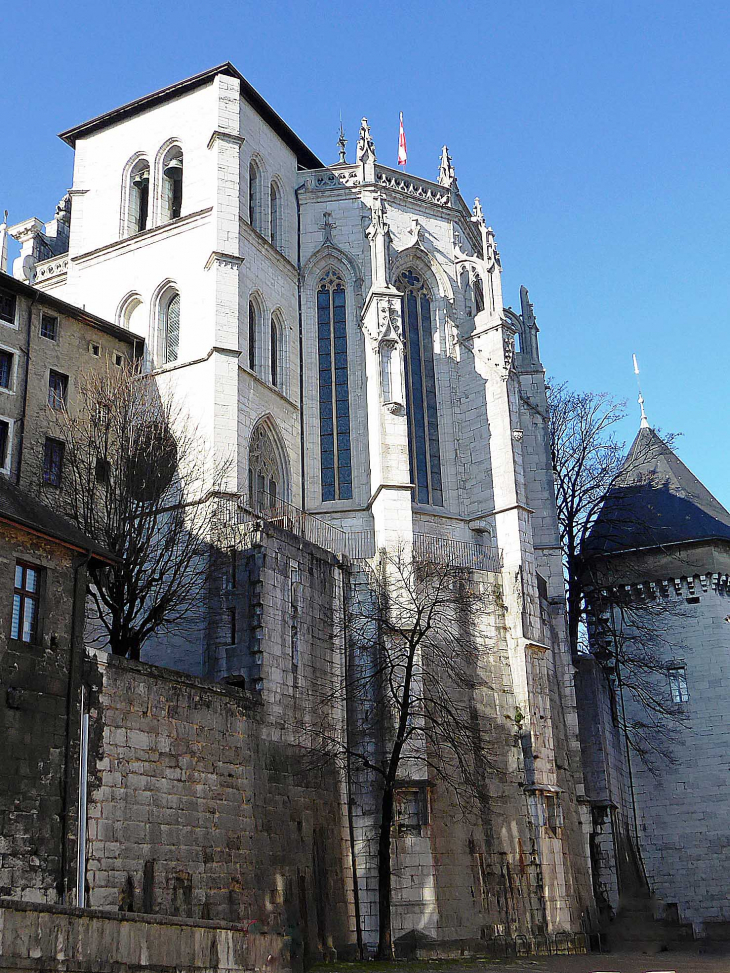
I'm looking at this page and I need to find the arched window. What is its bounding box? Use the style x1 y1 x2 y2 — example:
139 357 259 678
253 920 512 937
248 423 283 512
248 299 259 373
317 269 352 501
270 182 281 250
397 269 443 506
128 159 150 235
162 292 180 364
161 145 183 223
249 161 261 232
118 293 143 333
270 313 281 389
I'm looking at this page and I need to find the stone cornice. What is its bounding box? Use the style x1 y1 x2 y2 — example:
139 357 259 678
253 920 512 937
71 207 213 266
207 129 245 150
204 251 244 271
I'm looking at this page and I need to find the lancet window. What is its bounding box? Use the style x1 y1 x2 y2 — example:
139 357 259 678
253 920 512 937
397 269 443 506
248 423 282 512
162 292 180 364
316 269 352 501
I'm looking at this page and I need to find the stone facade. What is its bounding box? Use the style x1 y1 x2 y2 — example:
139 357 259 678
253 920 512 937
4 62 597 952
0 271 139 488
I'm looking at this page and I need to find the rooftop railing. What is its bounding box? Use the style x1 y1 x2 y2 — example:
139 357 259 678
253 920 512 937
214 493 501 573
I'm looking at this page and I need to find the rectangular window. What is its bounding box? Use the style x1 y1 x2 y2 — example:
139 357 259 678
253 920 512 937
89 342 100 357
0 419 9 469
40 314 58 341
394 786 429 834
95 457 110 484
11 562 40 643
669 665 689 704
0 350 13 390
0 289 16 326
48 370 68 409
43 437 64 486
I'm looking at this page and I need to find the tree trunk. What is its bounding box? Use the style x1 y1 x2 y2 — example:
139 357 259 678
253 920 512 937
376 783 395 960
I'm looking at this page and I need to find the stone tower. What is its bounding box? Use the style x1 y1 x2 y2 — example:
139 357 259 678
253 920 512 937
577 420 730 933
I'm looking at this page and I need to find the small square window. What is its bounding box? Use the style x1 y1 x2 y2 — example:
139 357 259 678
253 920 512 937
394 786 429 834
43 437 65 487
40 314 58 341
48 370 68 410
89 342 101 357
0 419 10 470
669 665 689 704
0 350 14 390
0 290 16 326
114 352 124 367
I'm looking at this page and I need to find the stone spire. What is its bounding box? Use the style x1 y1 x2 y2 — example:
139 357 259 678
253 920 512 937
472 197 485 226
633 354 650 429
356 118 376 164
337 121 347 164
438 145 457 189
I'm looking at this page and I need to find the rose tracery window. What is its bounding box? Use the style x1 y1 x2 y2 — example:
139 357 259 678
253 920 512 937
248 424 282 512
317 270 352 502
397 269 443 506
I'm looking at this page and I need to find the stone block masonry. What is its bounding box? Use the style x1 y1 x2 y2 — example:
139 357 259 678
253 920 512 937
82 650 352 963
0 900 292 973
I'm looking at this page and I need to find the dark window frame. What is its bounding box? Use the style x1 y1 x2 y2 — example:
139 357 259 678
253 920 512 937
11 561 41 643
40 314 59 341
0 289 16 326
48 370 69 410
0 418 10 470
0 349 14 391
43 437 65 487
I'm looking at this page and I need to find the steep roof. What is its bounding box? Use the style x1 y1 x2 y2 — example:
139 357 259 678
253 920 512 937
0 476 115 563
583 425 730 557
58 62 324 170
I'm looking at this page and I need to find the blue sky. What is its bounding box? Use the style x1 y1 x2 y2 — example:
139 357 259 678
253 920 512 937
2 0 728 505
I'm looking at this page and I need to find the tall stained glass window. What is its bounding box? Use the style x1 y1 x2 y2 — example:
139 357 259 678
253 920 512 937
317 270 352 501
397 269 443 506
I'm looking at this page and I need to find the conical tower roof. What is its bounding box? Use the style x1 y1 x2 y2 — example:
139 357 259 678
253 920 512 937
583 425 730 557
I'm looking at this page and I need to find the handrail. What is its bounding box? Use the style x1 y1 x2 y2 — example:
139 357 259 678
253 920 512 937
214 494 501 572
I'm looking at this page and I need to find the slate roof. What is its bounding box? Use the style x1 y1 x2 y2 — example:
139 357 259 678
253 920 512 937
583 425 730 557
58 62 324 170
0 476 115 563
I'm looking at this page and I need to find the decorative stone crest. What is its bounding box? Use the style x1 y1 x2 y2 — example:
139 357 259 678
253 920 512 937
320 212 337 244
438 146 457 190
356 118 376 164
377 297 402 343
502 328 515 379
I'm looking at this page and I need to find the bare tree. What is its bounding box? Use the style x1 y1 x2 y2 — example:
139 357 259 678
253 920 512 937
35 360 229 659
547 380 688 763
287 546 500 960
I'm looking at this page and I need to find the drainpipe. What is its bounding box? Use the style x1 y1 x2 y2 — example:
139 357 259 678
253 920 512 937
295 182 306 512
60 551 92 904
16 292 38 484
341 561 364 959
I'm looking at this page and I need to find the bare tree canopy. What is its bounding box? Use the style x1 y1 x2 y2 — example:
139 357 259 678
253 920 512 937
36 361 229 659
286 547 500 960
547 380 688 764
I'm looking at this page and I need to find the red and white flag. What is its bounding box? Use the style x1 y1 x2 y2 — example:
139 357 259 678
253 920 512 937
398 112 407 167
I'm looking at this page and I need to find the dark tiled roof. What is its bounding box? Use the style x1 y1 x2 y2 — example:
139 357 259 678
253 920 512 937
583 425 730 557
58 62 324 170
0 476 115 563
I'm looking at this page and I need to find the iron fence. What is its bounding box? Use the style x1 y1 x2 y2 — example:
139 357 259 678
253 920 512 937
214 494 501 572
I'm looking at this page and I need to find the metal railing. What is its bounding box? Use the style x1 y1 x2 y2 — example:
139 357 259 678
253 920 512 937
413 532 501 573
214 493 376 560
214 494 501 572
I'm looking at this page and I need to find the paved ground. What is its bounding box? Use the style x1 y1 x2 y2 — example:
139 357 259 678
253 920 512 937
314 952 730 973
474 952 730 972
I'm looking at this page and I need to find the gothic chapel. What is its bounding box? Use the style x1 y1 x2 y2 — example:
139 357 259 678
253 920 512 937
6 64 596 952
